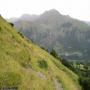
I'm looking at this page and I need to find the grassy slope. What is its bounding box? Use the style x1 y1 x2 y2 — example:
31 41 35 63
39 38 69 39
0 16 81 90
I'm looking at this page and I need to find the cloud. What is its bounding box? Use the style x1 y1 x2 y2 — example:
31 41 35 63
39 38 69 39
0 0 90 21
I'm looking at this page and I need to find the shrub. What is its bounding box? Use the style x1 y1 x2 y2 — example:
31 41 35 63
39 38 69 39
50 48 59 59
61 59 77 72
0 27 2 32
41 46 48 52
79 76 90 90
38 59 48 69
9 22 14 27
0 27 1 31
18 31 24 38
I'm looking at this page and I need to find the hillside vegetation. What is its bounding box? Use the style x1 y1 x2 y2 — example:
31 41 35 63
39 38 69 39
0 16 81 90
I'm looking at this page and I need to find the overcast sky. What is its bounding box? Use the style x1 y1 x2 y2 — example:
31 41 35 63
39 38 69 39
0 0 90 21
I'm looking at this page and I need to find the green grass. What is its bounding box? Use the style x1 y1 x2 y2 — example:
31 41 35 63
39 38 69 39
0 16 82 90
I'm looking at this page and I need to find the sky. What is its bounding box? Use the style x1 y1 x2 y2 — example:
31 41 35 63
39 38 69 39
0 0 90 21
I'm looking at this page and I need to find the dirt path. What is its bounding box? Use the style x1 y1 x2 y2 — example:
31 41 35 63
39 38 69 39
54 78 63 90
24 68 47 80
24 67 63 90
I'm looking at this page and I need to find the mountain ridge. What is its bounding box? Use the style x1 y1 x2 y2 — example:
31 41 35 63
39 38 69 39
11 9 90 61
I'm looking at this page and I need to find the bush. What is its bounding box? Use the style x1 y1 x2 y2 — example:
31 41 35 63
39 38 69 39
79 76 90 90
41 46 48 52
18 31 24 38
0 27 2 32
9 22 14 27
61 59 73 69
38 60 48 69
0 27 1 31
50 48 59 59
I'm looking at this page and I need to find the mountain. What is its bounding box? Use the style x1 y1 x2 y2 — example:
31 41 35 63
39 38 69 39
84 21 90 26
11 9 90 61
0 16 81 90
8 14 39 22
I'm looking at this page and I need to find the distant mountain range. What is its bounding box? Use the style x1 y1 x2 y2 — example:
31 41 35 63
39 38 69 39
84 21 90 26
9 9 90 61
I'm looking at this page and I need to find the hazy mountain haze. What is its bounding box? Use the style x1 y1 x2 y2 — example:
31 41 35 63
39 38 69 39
0 0 90 21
